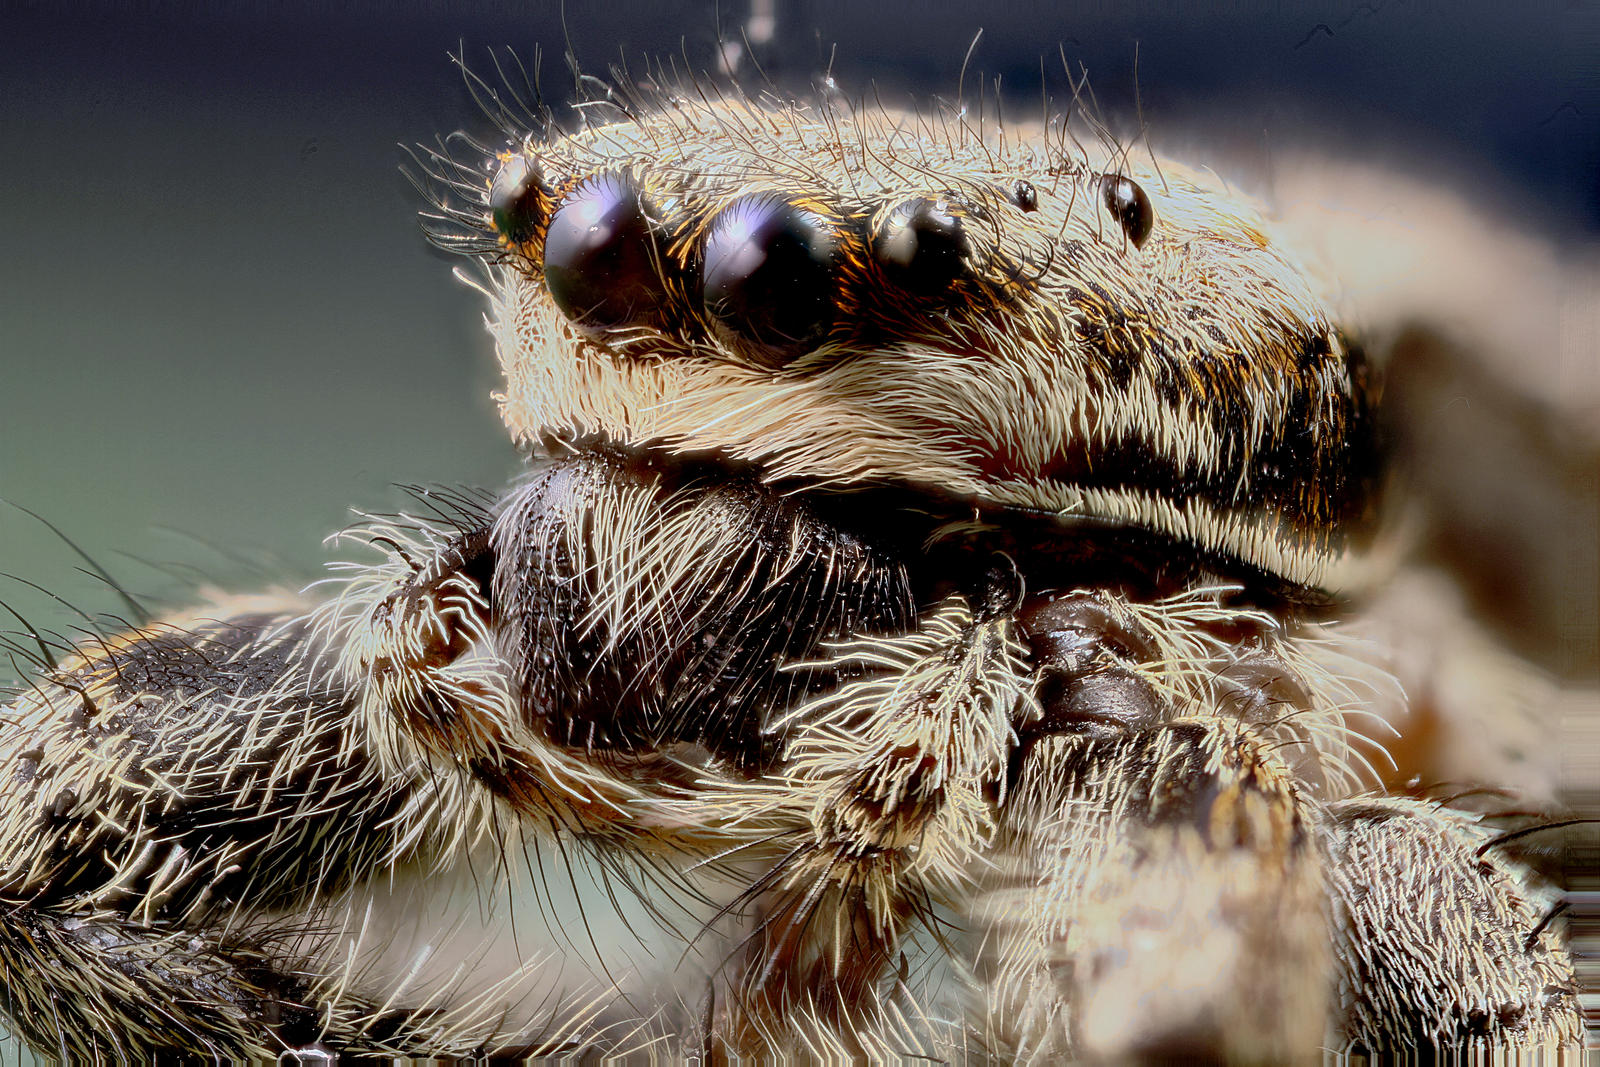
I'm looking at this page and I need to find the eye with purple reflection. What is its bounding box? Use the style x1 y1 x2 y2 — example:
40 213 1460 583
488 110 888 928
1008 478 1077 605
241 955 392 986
542 172 665 330
702 194 840 364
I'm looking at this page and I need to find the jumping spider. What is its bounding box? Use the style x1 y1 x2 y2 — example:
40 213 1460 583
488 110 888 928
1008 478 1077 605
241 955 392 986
0 64 1590 1062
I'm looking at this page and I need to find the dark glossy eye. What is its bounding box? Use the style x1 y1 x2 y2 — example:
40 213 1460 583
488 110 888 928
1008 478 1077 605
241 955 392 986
542 173 664 330
1100 174 1154 249
702 194 839 363
1011 180 1039 213
874 197 972 294
488 153 546 246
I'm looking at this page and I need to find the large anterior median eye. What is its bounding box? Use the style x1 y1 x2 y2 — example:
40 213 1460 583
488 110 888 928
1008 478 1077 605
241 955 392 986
874 197 972 294
702 194 839 363
543 172 664 329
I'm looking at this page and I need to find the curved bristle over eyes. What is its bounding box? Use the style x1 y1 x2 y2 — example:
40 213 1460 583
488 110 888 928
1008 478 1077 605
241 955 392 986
405 135 502 259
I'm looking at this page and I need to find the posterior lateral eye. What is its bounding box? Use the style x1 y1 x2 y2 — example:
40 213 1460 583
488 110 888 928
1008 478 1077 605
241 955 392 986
702 193 840 365
1100 174 1154 249
542 172 665 330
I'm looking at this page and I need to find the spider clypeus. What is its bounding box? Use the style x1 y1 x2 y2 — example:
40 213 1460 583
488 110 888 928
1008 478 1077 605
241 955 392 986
0 51 1593 1063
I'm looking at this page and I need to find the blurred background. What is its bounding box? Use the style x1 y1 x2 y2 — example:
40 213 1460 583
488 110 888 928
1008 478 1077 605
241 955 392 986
1 0 1597 1057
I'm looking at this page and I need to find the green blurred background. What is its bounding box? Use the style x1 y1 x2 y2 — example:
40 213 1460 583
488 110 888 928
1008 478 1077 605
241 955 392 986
0 1 1596 1059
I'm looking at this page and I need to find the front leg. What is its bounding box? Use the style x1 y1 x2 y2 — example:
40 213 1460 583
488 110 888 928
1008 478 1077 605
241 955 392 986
1326 798 1583 1053
0 610 417 1058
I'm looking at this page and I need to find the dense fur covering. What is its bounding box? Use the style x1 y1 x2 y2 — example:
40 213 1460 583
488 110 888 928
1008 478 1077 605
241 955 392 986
481 93 1380 594
0 74 1583 1061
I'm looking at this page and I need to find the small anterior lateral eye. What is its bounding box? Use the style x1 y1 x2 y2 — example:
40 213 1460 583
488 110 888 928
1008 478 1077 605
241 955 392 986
702 194 839 364
489 154 546 246
1100 174 1154 249
875 198 972 294
542 173 664 330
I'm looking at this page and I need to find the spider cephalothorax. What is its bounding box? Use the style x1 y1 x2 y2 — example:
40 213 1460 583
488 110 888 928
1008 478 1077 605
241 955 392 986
0 75 1580 1062
472 93 1381 598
